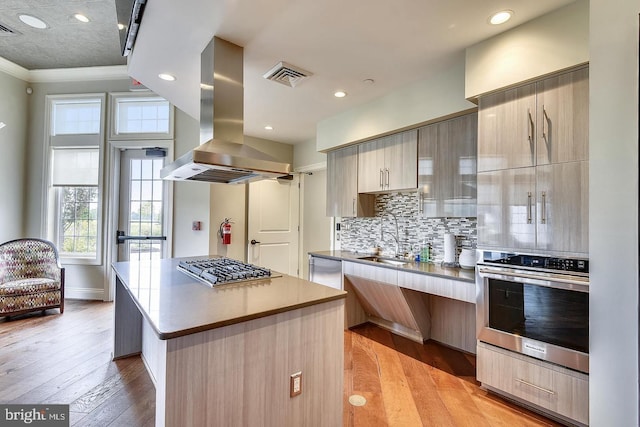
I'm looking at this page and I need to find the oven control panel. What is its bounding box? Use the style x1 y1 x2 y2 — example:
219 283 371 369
481 252 589 274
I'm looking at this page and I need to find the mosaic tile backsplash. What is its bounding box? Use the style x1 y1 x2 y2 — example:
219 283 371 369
338 192 477 263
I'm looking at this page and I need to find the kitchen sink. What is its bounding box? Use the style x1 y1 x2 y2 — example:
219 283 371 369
358 256 411 267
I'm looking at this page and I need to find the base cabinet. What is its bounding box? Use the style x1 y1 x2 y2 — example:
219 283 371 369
477 342 588 426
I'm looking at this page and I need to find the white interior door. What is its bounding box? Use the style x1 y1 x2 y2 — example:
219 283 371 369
117 149 170 262
248 176 300 276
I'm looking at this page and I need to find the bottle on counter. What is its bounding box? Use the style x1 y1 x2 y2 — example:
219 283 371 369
420 242 430 263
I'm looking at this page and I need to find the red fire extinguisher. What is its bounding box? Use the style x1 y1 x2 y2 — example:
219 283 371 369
219 218 232 245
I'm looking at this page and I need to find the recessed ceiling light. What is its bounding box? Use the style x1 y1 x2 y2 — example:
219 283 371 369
0 122 6 130
489 10 513 25
158 73 176 81
334 91 347 98
362 79 375 85
74 13 90 23
18 14 48 29
117 23 125 30
264 125 273 131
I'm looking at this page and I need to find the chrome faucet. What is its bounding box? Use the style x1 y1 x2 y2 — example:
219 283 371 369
380 211 400 257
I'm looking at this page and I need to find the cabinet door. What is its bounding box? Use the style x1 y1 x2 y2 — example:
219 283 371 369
536 67 589 165
478 83 536 172
418 122 440 217
477 168 536 250
418 114 478 217
477 342 589 426
358 139 385 192
385 130 418 191
442 113 477 217
326 146 359 217
536 161 589 254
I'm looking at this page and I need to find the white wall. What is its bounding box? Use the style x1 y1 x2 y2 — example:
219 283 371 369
300 169 332 280
293 140 332 279
294 138 326 170
316 52 475 152
0 70 28 243
465 0 589 98
589 0 639 424
171 111 210 257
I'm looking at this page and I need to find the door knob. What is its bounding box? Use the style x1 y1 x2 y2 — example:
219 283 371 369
250 239 260 245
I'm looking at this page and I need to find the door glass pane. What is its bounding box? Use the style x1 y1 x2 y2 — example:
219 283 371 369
128 158 164 261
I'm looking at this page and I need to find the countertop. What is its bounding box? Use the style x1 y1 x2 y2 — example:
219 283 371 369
309 250 476 283
112 257 347 340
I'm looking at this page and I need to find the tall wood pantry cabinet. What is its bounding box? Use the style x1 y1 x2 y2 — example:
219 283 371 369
476 66 589 255
418 112 478 217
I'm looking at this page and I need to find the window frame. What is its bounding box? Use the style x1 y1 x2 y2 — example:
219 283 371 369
43 93 106 265
108 92 175 141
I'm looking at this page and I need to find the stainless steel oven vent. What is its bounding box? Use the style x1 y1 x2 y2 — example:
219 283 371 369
263 61 312 87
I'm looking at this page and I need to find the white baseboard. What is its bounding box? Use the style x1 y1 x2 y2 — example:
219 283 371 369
65 287 104 301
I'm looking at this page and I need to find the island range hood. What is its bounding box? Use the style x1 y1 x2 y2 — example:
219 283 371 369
160 37 291 184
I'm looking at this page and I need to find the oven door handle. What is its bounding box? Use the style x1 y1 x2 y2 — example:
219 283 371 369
478 267 589 292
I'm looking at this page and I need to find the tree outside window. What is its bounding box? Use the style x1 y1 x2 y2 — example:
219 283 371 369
58 187 99 257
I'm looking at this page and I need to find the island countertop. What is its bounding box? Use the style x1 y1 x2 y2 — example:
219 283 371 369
112 257 347 340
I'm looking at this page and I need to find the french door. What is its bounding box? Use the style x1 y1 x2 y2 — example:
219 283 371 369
116 149 169 262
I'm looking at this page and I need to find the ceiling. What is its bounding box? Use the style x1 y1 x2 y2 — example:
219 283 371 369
0 0 577 144
0 0 124 69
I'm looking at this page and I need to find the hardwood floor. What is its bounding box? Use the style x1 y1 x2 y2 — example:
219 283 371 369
0 300 155 427
0 300 563 426
344 324 563 427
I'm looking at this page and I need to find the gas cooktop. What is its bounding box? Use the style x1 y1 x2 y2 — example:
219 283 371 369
177 257 280 287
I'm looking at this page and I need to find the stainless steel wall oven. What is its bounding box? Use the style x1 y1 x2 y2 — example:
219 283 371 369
476 251 589 373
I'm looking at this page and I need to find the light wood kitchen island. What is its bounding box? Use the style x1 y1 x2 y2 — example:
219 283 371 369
112 257 346 427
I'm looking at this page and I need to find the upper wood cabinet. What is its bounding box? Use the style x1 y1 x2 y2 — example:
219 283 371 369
477 66 589 255
418 112 477 217
536 67 589 165
477 67 589 173
535 161 589 254
477 167 536 250
477 84 536 172
326 145 374 217
358 130 418 193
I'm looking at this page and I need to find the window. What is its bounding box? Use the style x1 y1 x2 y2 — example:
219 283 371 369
56 187 99 258
109 94 174 139
52 99 101 135
45 95 105 264
117 98 170 134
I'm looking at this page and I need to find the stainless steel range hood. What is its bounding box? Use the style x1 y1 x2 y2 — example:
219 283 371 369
161 37 291 184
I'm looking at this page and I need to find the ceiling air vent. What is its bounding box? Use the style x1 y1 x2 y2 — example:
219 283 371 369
263 61 312 88
0 22 19 36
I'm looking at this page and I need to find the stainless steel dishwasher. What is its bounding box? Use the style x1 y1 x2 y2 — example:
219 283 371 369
308 255 342 290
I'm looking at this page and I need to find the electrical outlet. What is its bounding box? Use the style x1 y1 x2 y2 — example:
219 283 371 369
290 372 302 397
